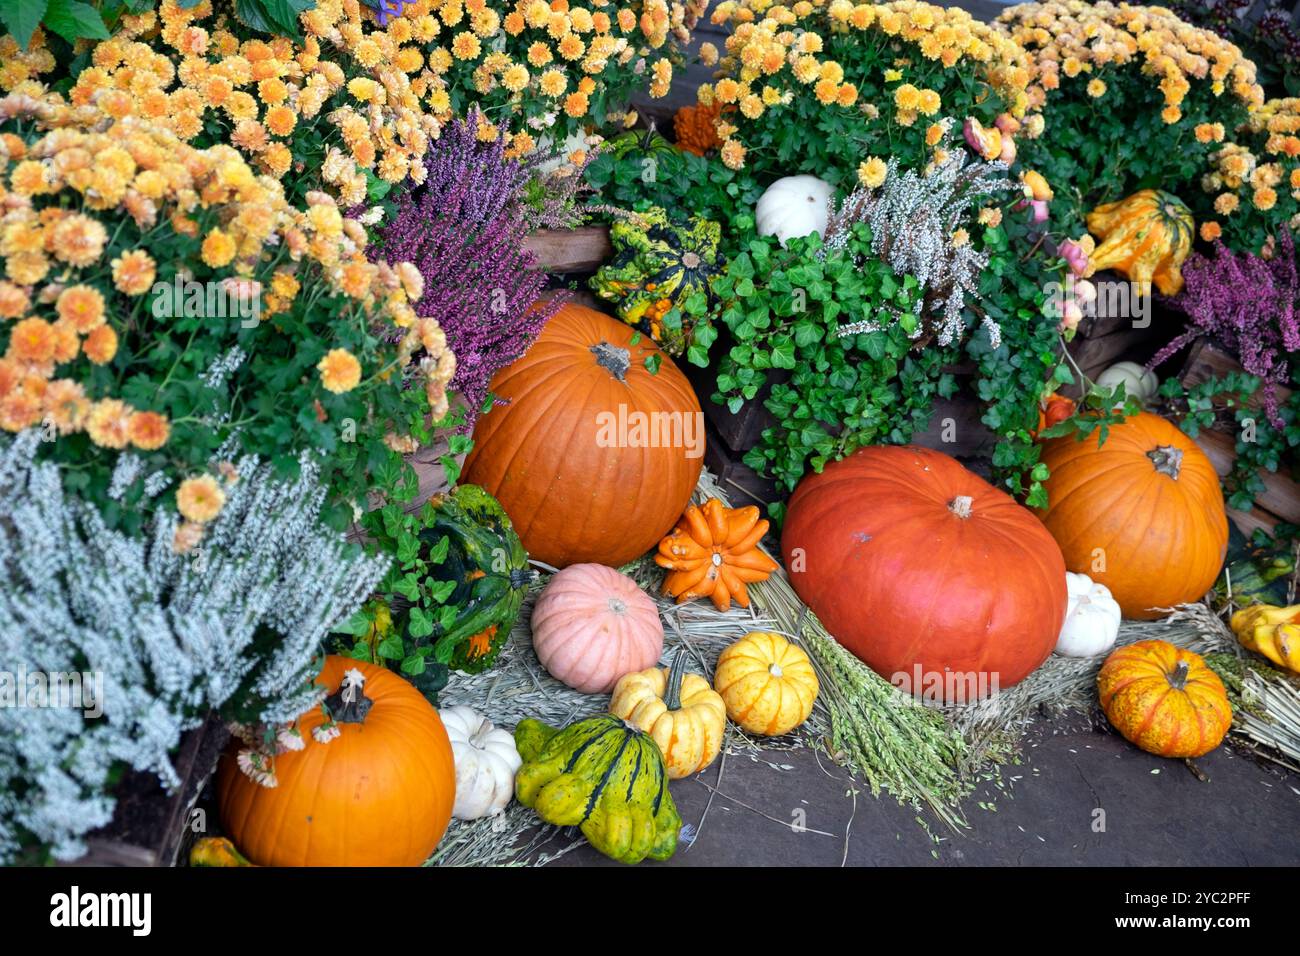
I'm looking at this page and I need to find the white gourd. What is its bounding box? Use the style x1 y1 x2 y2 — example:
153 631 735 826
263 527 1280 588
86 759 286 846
1095 361 1159 407
439 705 522 820
1055 572 1122 658
755 175 833 246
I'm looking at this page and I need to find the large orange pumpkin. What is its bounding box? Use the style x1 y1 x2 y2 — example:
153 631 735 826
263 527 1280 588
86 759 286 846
1037 411 1228 619
781 446 1067 699
1097 639 1232 758
217 657 455 867
463 302 704 568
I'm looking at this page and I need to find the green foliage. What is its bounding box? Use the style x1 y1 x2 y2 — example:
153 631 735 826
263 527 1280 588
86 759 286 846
583 143 764 259
1160 372 1300 514
342 482 532 695
711 226 961 493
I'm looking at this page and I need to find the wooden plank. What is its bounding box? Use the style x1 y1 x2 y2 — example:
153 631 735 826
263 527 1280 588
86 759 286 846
1068 324 1162 381
913 391 999 457
525 226 611 274
1192 427 1300 524
1180 339 1294 408
1225 505 1282 539
60 840 158 868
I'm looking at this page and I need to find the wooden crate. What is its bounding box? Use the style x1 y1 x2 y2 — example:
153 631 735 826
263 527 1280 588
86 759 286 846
1065 273 1171 382
61 715 229 867
1178 340 1299 536
524 226 611 274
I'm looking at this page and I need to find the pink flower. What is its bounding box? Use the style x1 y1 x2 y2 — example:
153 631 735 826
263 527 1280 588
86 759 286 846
999 134 1017 164
963 118 1003 161
1059 238 1091 277
1027 198 1049 223
1059 298 1083 333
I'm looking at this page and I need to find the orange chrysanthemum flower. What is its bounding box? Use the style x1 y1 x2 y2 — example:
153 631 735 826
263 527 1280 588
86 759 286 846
8 317 56 363
56 285 106 332
128 410 171 450
83 324 119 365
318 347 362 393
111 250 157 296
177 474 226 523
86 398 132 449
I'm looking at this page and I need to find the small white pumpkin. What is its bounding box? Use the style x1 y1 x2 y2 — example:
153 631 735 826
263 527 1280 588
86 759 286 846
1055 572 1122 658
439 705 522 820
755 175 833 246
1095 361 1159 407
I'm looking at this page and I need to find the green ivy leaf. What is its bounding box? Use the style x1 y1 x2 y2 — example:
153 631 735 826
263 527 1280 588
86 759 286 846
41 0 108 42
1 0 49 48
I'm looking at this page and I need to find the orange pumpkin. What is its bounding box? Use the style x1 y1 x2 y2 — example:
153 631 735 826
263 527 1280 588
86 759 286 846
1097 640 1232 758
781 445 1067 698
217 657 455 867
655 498 778 611
463 302 704 568
1037 411 1228 619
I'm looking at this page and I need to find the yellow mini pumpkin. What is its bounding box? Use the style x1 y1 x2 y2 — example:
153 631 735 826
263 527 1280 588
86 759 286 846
1085 189 1194 296
713 632 819 736
609 652 727 778
1230 604 1300 674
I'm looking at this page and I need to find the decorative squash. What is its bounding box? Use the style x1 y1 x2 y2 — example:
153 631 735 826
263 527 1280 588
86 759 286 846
1095 361 1159 407
609 651 727 778
514 714 682 864
655 498 779 611
755 175 833 246
1034 392 1076 437
589 206 723 355
714 632 819 736
674 100 725 156
217 657 455 867
1097 640 1232 758
440 705 522 820
531 563 664 693
1056 572 1121 658
1230 604 1300 674
416 485 532 673
463 303 703 568
782 446 1067 697
1084 189 1194 296
189 837 256 867
1037 412 1228 620
604 127 680 165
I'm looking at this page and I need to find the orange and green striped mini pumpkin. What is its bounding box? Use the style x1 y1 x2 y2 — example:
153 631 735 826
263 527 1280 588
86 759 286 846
1085 189 1194 296
1097 639 1232 758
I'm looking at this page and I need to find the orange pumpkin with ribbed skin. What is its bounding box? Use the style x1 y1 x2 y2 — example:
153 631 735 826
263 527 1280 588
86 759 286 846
1037 412 1228 620
781 445 1067 698
463 303 703 568
1097 640 1232 758
217 657 455 867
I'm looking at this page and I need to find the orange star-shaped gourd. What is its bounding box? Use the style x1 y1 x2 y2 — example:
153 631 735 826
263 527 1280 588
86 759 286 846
655 498 779 611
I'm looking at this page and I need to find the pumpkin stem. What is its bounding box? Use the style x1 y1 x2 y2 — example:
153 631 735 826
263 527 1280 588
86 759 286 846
1147 445 1183 480
1167 660 1190 691
590 342 632 382
324 668 373 725
664 650 688 711
948 495 974 519
469 718 495 749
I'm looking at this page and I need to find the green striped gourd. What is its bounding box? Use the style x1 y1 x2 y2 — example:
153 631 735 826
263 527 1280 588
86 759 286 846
514 715 682 864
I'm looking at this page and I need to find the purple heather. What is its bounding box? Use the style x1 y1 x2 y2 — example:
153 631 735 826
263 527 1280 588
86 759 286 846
376 112 563 428
1150 229 1298 427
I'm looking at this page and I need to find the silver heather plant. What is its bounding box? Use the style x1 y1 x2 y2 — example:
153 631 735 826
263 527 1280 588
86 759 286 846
825 148 1012 348
0 430 390 863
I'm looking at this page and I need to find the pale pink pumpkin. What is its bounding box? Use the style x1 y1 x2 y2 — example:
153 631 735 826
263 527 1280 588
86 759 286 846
531 564 664 693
